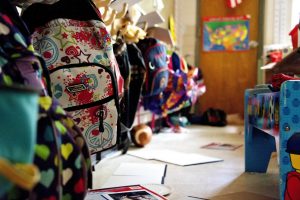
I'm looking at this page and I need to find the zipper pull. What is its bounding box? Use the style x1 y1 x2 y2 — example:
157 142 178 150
98 106 104 132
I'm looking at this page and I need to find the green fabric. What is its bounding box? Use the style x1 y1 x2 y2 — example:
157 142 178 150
0 87 39 196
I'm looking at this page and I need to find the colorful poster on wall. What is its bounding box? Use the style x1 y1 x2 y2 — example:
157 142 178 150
203 15 250 52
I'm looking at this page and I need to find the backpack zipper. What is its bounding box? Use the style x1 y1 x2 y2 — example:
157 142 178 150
98 105 104 132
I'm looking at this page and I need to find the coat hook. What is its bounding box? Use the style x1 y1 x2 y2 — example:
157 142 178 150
104 9 117 26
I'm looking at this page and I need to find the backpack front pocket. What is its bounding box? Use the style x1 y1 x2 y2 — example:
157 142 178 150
49 63 119 153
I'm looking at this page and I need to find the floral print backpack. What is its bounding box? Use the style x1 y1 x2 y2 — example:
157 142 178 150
22 0 124 155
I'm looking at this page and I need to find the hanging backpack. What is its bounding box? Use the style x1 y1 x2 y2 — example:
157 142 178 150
137 38 169 115
21 0 124 155
112 38 132 152
113 39 146 129
113 38 146 152
113 37 131 130
127 43 146 126
162 51 190 115
0 1 92 199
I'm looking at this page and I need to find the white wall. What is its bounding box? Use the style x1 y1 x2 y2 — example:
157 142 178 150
174 0 197 66
138 0 197 66
137 0 174 29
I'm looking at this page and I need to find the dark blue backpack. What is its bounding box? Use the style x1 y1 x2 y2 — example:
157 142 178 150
137 38 169 114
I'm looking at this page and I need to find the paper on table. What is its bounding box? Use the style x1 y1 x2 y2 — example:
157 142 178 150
100 162 167 189
100 175 164 189
128 149 223 166
113 163 167 177
126 149 156 159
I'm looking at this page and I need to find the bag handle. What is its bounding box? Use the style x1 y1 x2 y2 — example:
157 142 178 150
0 158 40 191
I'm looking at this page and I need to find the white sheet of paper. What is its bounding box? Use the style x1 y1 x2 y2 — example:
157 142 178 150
127 149 162 159
128 149 223 166
127 149 157 159
99 162 167 189
113 162 167 177
100 175 164 189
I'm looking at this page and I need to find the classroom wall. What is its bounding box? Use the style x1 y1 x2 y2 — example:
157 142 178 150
138 0 198 66
174 0 198 66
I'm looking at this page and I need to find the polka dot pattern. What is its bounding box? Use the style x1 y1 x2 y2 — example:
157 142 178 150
283 107 290 115
279 80 300 200
293 82 300 90
245 81 300 200
293 98 300 107
286 89 291 98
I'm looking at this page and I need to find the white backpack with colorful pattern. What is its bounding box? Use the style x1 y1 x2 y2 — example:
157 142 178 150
22 0 124 155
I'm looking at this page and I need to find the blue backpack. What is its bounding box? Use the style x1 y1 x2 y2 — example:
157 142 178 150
137 38 169 114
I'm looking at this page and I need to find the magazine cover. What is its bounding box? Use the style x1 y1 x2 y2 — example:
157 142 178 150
85 185 168 200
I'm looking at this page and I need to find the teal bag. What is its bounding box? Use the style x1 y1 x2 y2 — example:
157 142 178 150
0 85 39 196
0 1 41 195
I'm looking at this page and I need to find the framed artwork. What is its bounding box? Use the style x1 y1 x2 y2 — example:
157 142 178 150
203 15 250 52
